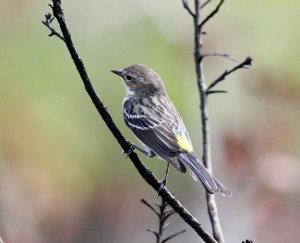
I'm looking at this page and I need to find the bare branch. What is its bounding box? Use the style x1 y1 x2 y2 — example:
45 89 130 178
162 229 187 243
182 0 195 17
165 209 176 217
141 199 159 216
190 0 252 241
206 90 227 95
43 1 217 242
42 13 65 41
200 0 212 9
143 197 186 243
192 0 230 242
199 0 225 29
206 193 225 243
207 56 252 91
146 229 159 241
201 53 238 63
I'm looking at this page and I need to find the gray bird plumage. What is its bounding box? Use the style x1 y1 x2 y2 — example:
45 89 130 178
112 64 231 196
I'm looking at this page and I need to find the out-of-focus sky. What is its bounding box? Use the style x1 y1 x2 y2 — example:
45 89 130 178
0 0 300 242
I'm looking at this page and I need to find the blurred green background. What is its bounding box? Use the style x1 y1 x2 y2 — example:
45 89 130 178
1 0 300 242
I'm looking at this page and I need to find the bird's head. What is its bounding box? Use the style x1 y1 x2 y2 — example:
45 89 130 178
111 64 165 97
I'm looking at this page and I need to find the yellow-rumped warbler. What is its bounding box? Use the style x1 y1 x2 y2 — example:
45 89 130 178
112 64 231 195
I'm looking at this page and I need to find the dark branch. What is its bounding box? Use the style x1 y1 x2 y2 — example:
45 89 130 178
207 56 252 91
163 209 176 221
162 229 187 243
42 13 65 41
141 198 159 217
199 0 225 29
142 197 186 243
206 90 227 95
182 0 195 17
200 0 212 9
43 1 217 242
146 229 159 241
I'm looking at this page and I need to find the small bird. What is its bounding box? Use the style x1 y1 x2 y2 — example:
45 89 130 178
112 64 231 196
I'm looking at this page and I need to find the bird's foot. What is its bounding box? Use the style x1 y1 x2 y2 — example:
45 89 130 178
123 144 135 159
158 179 167 193
157 163 170 194
123 141 155 159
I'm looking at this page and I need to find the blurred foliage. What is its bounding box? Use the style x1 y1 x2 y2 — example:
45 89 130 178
0 0 300 242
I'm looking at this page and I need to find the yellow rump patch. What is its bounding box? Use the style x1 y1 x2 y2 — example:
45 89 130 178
176 134 193 152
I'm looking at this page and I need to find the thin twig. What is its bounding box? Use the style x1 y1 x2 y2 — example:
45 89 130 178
43 1 217 242
200 0 212 9
187 0 252 241
207 56 252 91
141 199 160 216
42 12 65 41
199 0 225 29
201 53 238 63
162 229 187 243
192 0 225 242
146 229 159 241
182 0 195 17
206 90 227 95
142 197 186 243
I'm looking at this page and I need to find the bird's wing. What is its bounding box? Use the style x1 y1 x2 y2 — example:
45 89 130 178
124 106 179 156
123 99 192 172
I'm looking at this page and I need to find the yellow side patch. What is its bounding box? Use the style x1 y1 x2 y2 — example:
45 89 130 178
176 134 193 152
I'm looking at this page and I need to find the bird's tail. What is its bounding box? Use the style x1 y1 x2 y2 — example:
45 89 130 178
178 152 231 196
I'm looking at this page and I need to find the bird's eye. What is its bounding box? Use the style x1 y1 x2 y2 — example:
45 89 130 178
126 75 132 81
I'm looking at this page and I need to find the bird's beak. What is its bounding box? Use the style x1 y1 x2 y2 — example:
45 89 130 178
111 69 123 77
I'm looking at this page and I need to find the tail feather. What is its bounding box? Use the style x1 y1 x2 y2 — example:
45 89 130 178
178 152 231 196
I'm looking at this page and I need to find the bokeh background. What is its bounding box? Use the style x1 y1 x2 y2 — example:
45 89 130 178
1 0 300 242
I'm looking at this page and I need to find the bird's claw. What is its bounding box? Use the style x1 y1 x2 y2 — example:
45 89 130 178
158 179 167 193
123 141 155 159
147 151 156 158
123 141 135 159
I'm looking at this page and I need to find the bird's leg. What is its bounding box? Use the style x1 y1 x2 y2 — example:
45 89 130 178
123 141 155 159
158 163 170 191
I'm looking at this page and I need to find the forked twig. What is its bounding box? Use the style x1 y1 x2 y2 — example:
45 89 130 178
207 56 252 91
183 0 252 242
142 197 186 243
182 0 195 17
42 12 65 41
188 0 227 242
200 0 212 9
199 0 225 29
